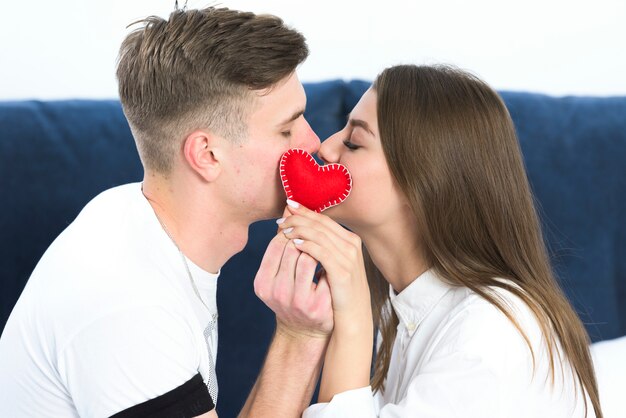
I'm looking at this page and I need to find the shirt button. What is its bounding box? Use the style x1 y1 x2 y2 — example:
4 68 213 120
407 323 416 332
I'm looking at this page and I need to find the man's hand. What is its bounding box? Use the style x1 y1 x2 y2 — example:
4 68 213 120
254 211 333 338
239 216 333 417
278 201 372 332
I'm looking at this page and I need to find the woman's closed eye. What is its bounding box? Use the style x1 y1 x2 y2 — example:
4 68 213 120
343 139 361 150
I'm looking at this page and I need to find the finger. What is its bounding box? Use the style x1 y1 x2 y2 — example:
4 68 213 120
285 200 359 247
316 274 332 300
277 240 302 278
284 225 352 271
293 252 319 303
273 240 301 303
292 239 346 287
276 206 291 234
255 233 289 284
279 215 348 256
313 274 333 314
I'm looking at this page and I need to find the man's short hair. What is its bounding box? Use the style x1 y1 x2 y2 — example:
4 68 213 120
116 7 308 174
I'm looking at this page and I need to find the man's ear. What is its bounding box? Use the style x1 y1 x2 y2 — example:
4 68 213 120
182 129 222 182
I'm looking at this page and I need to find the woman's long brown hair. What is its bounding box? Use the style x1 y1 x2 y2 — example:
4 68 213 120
368 65 602 418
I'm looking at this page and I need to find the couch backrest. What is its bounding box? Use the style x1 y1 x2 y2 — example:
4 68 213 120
1 81 625 417
0 99 143 320
498 90 626 342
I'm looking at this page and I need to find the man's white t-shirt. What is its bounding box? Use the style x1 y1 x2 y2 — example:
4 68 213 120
0 183 219 417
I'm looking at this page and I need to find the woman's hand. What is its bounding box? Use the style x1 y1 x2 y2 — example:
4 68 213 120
277 199 373 333
278 199 374 402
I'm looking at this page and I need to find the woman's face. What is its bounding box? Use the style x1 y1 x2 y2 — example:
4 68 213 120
319 88 407 231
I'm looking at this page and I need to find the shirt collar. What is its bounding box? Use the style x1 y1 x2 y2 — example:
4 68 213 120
389 269 453 336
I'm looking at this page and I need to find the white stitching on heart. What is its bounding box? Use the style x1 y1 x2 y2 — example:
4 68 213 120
279 148 352 212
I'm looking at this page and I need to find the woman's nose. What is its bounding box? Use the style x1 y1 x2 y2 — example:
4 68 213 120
318 133 341 164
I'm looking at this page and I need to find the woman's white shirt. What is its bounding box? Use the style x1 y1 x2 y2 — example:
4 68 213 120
304 269 594 418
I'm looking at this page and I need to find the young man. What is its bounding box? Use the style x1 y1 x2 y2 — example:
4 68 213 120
0 7 333 418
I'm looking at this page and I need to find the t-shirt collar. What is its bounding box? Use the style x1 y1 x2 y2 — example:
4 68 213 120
389 269 453 336
185 255 220 285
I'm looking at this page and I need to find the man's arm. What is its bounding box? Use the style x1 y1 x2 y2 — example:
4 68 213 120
241 228 334 418
60 308 218 418
238 325 327 417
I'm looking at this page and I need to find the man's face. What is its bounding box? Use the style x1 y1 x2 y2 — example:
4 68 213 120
223 72 320 221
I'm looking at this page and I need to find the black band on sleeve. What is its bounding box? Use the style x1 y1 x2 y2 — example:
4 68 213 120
110 372 214 418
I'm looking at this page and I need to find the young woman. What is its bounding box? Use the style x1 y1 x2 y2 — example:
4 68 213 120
276 65 603 417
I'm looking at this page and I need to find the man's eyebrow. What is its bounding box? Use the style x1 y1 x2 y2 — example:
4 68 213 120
349 118 374 135
277 109 305 127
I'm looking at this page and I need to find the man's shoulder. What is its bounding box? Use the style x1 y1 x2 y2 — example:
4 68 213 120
24 181 178 320
46 182 144 251
78 182 143 221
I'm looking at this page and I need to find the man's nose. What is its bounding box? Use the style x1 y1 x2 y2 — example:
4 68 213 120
295 118 321 154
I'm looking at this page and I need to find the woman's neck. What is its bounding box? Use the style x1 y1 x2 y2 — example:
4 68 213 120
358 216 429 294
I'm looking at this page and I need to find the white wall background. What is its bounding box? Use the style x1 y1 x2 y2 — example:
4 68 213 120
1 0 625 100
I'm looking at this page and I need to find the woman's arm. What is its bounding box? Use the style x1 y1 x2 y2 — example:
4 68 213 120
278 200 374 401
318 314 373 402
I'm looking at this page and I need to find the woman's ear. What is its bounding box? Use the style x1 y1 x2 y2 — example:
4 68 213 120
182 129 222 182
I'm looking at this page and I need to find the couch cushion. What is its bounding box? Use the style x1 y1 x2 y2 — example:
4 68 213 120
0 100 142 329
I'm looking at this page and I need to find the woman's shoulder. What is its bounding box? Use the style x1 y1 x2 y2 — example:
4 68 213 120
431 279 590 417
435 279 546 367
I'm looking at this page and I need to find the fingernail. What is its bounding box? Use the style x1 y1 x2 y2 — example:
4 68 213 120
276 218 285 225
286 199 300 209
283 227 294 234
293 239 304 245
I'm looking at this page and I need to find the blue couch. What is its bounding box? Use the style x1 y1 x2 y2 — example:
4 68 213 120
1 80 625 417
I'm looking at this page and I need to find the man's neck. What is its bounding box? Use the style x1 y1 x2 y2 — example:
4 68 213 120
141 172 250 274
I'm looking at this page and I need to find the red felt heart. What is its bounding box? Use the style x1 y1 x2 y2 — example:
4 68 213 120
280 148 352 213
